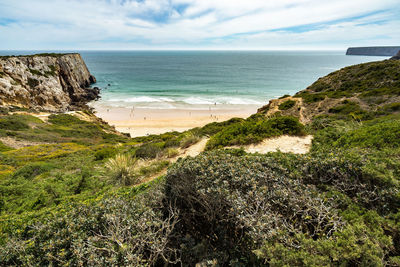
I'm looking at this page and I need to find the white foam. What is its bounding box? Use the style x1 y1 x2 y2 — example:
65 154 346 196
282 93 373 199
223 98 263 105
108 96 175 103
182 97 216 105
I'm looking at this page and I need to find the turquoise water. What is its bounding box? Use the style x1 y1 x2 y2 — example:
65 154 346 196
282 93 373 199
0 50 388 109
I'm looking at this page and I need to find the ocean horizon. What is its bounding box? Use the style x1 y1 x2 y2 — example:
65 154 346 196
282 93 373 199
0 50 388 110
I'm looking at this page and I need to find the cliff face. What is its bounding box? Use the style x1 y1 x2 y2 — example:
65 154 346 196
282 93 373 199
0 53 99 111
346 46 400 56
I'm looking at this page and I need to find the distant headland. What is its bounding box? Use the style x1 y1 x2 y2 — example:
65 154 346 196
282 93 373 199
346 46 400 56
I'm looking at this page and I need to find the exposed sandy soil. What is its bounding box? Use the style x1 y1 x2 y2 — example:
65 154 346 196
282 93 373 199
239 135 313 154
0 137 49 149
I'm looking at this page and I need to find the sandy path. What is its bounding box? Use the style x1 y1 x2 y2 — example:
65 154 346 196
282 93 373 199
178 138 209 159
242 135 313 154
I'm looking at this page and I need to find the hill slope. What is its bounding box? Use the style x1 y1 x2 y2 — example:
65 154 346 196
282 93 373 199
0 57 400 266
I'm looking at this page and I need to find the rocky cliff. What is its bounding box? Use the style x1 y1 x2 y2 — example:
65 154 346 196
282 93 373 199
0 53 99 111
391 50 400 60
346 46 400 56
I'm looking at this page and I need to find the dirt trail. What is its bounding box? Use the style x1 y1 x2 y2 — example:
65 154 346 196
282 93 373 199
178 138 209 159
241 135 313 154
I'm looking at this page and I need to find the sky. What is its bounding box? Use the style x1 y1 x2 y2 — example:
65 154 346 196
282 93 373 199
0 0 399 50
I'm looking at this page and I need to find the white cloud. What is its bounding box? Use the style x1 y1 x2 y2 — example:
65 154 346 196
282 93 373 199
0 0 398 49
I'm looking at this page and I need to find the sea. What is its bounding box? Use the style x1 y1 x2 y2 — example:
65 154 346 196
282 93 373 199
0 50 388 110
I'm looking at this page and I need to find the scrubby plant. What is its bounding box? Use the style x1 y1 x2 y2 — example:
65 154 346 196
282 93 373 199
135 143 164 159
0 141 12 152
278 99 296 110
0 188 180 266
165 147 179 158
180 132 200 148
104 153 138 186
94 146 118 161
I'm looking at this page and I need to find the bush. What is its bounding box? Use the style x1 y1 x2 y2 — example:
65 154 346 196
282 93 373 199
206 116 305 150
135 143 163 159
0 115 31 131
180 132 200 148
12 162 55 180
165 150 399 265
104 154 138 186
0 189 180 266
278 99 296 110
94 146 117 161
165 151 344 265
0 141 12 152
165 148 179 158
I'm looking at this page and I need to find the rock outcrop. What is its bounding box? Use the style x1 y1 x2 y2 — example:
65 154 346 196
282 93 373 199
0 53 99 111
391 50 400 60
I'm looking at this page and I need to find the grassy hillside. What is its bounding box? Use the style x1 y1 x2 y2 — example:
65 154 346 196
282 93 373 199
1 59 400 266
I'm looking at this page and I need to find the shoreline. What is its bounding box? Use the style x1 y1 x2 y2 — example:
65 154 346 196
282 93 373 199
90 102 260 137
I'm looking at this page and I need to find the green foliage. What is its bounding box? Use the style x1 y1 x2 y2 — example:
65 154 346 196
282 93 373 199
94 146 117 161
12 162 56 180
28 68 44 76
278 99 296 110
206 116 305 150
0 113 128 145
0 115 34 131
0 141 12 152
312 114 400 150
180 132 200 148
379 102 400 113
135 142 164 159
279 94 291 99
165 150 399 265
191 117 244 137
0 187 180 266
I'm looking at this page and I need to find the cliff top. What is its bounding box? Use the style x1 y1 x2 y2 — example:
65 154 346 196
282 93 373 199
0 52 77 59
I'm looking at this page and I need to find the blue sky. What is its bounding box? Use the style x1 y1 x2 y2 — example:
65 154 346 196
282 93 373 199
0 0 399 50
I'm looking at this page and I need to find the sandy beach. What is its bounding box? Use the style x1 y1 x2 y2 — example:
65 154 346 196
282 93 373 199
90 103 260 137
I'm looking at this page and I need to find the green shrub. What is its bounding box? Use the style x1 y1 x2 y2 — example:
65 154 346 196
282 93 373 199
206 116 305 150
379 102 400 113
0 141 12 152
0 190 180 266
165 147 179 158
94 146 117 161
180 132 200 148
12 162 55 180
0 115 31 131
165 149 399 265
279 94 291 99
278 99 296 110
28 68 44 76
312 115 400 150
135 143 164 159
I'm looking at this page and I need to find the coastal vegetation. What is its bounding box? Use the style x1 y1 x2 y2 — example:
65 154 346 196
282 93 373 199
0 58 400 266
